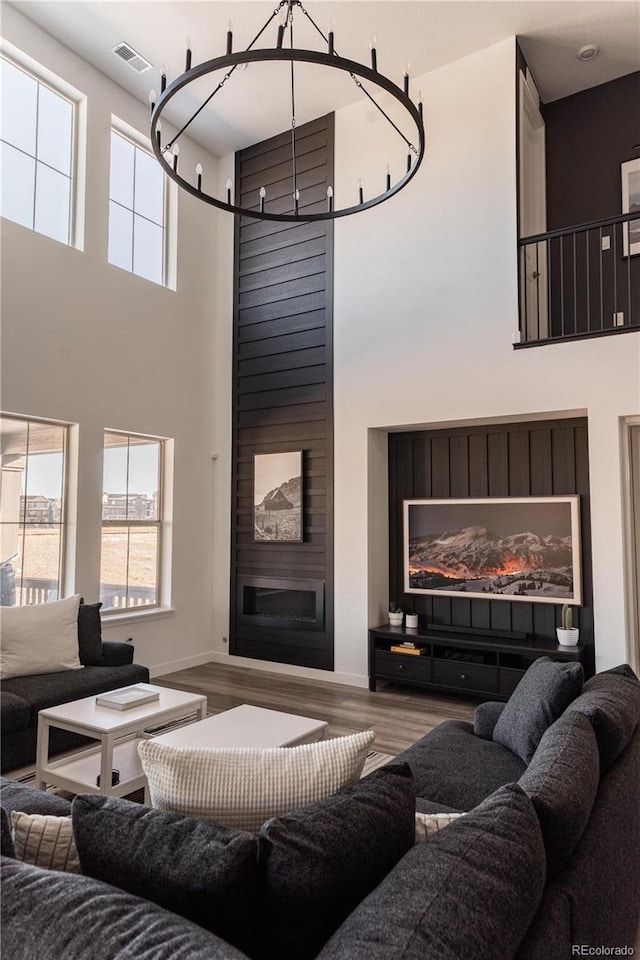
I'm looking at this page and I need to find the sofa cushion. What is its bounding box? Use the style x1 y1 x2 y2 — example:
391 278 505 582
0 595 82 680
257 763 415 960
0 692 31 734
2 664 151 724
139 729 375 834
0 777 72 818
473 701 506 740
1 807 15 858
565 667 640 773
11 812 81 874
395 720 527 811
1 856 251 960
72 794 258 956
77 602 105 667
493 657 584 763
316 782 546 960
519 712 599 877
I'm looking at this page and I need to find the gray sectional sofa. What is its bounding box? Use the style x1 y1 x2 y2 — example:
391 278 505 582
0 602 149 772
1 659 639 960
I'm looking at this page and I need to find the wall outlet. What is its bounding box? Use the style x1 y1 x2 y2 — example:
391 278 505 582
602 236 611 251
126 636 134 643
614 312 625 327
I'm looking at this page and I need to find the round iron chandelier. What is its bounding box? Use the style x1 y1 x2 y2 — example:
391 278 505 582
149 0 425 222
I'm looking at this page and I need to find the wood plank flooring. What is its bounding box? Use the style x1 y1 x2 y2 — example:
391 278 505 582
155 661 482 756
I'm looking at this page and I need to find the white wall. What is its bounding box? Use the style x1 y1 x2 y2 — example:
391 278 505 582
332 38 640 678
0 6 223 675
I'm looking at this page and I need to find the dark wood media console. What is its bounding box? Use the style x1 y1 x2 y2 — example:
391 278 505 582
368 623 587 699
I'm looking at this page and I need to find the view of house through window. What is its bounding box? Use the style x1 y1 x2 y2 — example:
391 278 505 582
0 56 75 244
0 414 67 605
108 127 165 285
100 431 164 612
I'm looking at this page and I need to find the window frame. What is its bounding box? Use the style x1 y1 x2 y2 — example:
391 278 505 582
100 429 167 615
0 48 82 248
108 119 171 287
0 411 70 606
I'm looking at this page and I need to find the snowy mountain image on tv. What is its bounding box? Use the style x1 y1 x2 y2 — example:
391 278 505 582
404 498 580 603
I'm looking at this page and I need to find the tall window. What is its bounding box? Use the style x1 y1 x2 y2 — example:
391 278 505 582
100 431 164 612
0 414 67 605
0 56 75 245
108 127 165 285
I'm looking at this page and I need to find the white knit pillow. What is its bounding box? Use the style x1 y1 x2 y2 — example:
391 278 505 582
11 813 81 873
414 811 464 843
0 594 82 679
138 730 375 833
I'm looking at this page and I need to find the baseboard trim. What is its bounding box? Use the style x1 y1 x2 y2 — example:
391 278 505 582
149 652 219 678
183 651 369 689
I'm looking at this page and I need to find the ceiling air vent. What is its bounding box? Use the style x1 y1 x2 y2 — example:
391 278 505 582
113 42 153 74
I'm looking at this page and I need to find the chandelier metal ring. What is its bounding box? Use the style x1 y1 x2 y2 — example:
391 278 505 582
150 48 425 223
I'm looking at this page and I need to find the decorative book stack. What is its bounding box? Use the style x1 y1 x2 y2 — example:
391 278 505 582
389 642 425 656
96 686 160 711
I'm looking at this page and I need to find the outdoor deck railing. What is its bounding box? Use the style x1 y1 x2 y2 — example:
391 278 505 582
7 578 155 609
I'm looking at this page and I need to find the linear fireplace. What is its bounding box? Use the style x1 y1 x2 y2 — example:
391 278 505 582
237 576 325 632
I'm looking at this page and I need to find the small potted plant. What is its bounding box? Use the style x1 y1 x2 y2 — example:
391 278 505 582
388 603 404 627
557 604 579 646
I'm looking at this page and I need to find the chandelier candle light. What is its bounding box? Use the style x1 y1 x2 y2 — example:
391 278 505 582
149 0 425 222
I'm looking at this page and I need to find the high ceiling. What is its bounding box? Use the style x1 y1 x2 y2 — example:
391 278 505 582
8 1 639 157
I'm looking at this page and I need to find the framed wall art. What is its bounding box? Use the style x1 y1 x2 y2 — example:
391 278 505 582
621 158 640 257
403 496 582 604
253 451 303 542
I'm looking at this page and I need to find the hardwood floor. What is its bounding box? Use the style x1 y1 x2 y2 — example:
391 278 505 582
154 661 482 756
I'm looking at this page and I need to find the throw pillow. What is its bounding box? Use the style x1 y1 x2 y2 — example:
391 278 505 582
2 857 250 960
315 783 546 960
257 763 415 960
565 668 640 772
11 812 81 874
0 594 82 680
71 794 258 956
414 811 464 843
519 711 599 877
77 601 105 667
138 729 375 834
493 657 584 763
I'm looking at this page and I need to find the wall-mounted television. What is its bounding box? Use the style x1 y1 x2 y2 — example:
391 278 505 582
403 496 581 605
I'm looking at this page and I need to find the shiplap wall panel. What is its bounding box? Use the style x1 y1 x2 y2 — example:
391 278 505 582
230 114 334 671
388 419 593 662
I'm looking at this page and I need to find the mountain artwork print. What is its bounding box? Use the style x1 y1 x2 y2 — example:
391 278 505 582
404 497 581 605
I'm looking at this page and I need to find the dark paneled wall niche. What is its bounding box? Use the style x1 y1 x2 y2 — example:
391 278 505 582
388 419 594 665
230 114 334 671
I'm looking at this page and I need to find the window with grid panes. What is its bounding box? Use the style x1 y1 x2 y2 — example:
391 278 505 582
108 128 166 285
0 56 75 245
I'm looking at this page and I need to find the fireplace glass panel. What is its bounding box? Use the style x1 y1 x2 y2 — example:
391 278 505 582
244 586 316 623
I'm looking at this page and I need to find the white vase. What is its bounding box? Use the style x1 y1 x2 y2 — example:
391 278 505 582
389 612 403 626
556 627 579 646
405 614 418 628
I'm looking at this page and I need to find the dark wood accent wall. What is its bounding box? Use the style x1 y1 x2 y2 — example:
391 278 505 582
230 114 334 671
388 419 594 664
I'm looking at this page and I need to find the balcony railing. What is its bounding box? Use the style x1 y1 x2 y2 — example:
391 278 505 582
517 212 640 346
2 577 155 609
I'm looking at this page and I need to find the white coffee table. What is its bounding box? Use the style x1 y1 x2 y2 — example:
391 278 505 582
35 683 207 800
152 704 328 749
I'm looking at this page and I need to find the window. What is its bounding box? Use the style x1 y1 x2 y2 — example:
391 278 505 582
108 127 166 285
0 56 75 245
100 431 166 612
0 414 68 605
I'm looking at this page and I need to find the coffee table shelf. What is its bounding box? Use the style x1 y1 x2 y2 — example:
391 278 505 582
36 683 207 799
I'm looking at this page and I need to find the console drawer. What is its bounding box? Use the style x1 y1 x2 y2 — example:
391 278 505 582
433 660 498 694
374 651 432 683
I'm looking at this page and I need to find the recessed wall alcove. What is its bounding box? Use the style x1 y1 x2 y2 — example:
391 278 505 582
367 412 594 672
